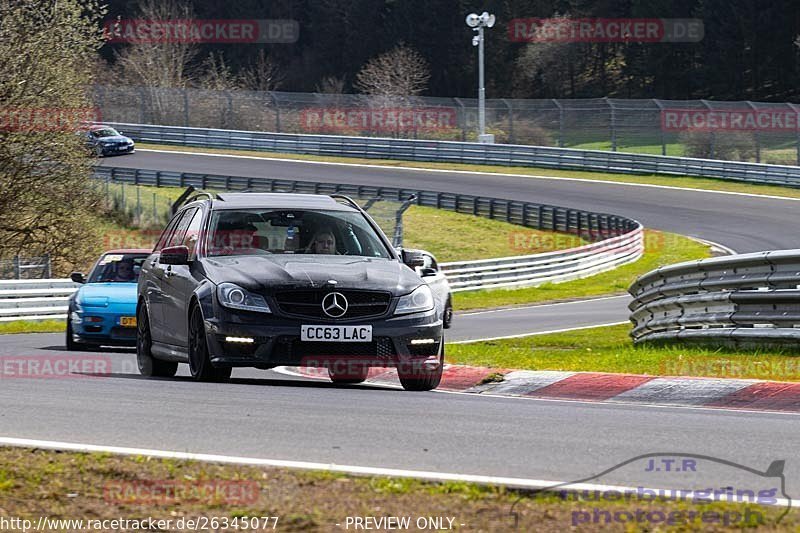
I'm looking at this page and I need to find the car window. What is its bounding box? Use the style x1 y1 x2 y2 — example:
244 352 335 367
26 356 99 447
90 127 119 138
87 253 149 283
154 212 183 252
166 208 197 248
205 208 391 258
183 208 205 257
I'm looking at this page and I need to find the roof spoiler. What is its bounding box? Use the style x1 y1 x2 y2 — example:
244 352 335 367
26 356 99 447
171 186 217 215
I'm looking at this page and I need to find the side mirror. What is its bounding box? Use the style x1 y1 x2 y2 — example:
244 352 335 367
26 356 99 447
70 272 85 284
160 245 190 265
401 249 425 269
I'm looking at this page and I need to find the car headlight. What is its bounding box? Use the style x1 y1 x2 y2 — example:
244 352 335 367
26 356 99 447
395 285 434 315
71 301 83 321
217 283 271 313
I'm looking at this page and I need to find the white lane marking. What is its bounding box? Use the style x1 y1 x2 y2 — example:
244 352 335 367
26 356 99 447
0 436 790 507
458 294 630 317
687 236 737 256
450 321 629 344
137 148 800 203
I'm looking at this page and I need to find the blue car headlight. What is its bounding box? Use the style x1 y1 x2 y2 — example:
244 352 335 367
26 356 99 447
217 283 271 313
395 285 434 316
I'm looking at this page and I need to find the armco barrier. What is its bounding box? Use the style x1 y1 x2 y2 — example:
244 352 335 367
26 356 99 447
629 250 800 346
110 122 800 187
0 279 77 322
94 166 643 294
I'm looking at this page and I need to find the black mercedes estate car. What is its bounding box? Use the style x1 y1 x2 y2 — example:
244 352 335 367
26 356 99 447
136 192 452 391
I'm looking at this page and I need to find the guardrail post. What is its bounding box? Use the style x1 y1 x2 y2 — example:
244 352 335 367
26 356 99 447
606 98 617 152
553 99 564 148
12 256 20 280
43 253 51 279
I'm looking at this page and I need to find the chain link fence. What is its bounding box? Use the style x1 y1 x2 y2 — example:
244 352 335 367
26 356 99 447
0 256 51 279
94 86 800 166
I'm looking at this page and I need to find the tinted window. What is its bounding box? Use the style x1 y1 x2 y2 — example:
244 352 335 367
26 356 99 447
205 208 391 258
183 208 205 256
166 208 197 248
154 213 182 252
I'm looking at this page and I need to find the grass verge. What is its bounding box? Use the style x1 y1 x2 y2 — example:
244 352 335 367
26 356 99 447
449 323 800 381
138 142 800 200
0 448 790 531
453 229 711 311
93 183 586 262
0 320 64 335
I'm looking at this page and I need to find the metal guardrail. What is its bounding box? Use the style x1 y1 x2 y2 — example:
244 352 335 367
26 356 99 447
0 279 77 322
629 251 800 346
442 227 643 292
111 122 800 187
94 166 642 294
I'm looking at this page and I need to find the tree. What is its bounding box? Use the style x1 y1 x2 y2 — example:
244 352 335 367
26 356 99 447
111 0 198 122
0 0 106 274
238 50 284 92
354 44 430 98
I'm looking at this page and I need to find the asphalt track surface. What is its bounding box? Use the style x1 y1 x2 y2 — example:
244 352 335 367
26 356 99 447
2 149 800 498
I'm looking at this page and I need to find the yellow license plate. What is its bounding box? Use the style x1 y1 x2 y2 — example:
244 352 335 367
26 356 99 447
120 316 137 328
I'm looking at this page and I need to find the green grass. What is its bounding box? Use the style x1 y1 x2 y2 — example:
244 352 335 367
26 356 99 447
0 447 790 531
403 206 587 262
453 229 711 311
0 320 65 335
139 142 800 200
449 323 800 381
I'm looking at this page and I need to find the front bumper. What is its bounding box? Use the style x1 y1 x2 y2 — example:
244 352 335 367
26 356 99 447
71 308 137 346
202 306 443 369
100 145 135 156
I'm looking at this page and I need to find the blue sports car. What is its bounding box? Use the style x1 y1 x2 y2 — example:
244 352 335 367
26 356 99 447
66 250 151 350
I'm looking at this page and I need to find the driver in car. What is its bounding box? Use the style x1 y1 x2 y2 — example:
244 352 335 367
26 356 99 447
112 260 135 282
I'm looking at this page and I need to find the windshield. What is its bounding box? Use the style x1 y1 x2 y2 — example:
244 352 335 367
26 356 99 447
87 253 148 283
205 208 391 258
90 127 119 138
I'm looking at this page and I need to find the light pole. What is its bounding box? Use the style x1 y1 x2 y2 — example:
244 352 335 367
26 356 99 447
466 11 496 144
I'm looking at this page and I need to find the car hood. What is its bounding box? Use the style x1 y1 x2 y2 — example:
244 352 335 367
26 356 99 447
75 282 137 307
200 255 422 295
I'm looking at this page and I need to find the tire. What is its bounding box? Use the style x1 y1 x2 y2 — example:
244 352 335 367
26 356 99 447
137 304 178 378
188 305 231 382
328 364 369 385
443 297 453 329
65 318 88 351
398 338 444 391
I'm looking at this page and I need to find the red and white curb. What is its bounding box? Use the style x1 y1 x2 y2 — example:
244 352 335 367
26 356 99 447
283 365 800 413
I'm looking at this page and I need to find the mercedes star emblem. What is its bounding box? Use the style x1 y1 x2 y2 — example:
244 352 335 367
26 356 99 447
322 292 348 318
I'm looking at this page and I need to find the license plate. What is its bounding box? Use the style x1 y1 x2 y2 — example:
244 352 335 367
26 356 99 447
120 316 137 328
301 325 372 342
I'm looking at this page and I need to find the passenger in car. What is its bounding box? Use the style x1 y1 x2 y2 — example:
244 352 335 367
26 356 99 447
307 230 337 255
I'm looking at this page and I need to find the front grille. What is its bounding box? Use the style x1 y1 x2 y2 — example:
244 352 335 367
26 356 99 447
272 335 395 362
272 290 391 320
